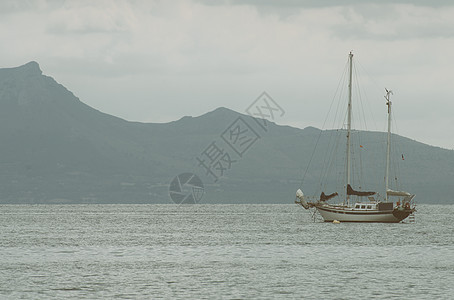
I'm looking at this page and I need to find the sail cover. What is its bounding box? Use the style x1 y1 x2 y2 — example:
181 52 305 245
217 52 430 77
386 189 411 197
320 192 338 201
347 184 376 196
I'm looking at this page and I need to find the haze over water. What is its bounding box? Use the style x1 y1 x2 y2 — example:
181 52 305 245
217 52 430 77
1 204 453 299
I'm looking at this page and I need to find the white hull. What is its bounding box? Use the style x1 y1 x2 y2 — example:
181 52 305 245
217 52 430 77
316 204 409 223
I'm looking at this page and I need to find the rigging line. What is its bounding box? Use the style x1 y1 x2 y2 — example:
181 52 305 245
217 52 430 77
331 130 344 182
319 129 342 193
351 63 367 191
355 59 381 132
391 143 400 190
331 64 348 131
299 125 323 189
356 58 384 95
391 112 404 191
357 132 364 189
353 62 368 132
319 66 350 194
340 63 350 131
320 129 344 193
299 59 350 189
352 132 360 188
317 130 333 193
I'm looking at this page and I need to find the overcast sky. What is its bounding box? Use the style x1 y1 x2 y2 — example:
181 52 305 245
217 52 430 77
2 0 454 149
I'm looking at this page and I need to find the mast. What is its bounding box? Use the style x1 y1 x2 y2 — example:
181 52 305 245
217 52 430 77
385 89 393 202
346 51 353 205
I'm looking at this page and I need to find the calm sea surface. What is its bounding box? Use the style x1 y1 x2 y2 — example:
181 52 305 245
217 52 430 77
1 204 453 299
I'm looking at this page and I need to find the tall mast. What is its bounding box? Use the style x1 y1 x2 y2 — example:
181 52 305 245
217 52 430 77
385 89 392 202
346 51 353 205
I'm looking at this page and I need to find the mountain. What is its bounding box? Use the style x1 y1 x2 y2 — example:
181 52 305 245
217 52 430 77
0 62 453 204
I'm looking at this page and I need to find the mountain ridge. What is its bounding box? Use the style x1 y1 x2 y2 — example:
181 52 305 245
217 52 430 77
0 62 452 204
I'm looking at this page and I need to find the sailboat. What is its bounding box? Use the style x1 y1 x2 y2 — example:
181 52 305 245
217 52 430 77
295 52 416 223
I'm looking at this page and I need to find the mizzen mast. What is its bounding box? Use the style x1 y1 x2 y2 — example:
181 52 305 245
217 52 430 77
385 89 393 202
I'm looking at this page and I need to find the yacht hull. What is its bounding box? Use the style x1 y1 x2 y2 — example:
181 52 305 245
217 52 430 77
316 205 412 223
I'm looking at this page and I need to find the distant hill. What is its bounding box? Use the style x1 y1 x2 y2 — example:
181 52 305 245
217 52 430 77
0 62 453 204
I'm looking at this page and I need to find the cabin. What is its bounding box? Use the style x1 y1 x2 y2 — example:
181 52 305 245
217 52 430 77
353 202 395 211
353 203 378 210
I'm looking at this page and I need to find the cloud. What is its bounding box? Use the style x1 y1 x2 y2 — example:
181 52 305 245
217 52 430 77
197 0 454 8
329 4 454 40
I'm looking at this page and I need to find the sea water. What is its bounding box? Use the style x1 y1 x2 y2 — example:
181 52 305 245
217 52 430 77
0 204 453 299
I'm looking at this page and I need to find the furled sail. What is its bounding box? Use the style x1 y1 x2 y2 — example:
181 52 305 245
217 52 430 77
347 184 376 196
386 189 411 197
320 192 338 201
